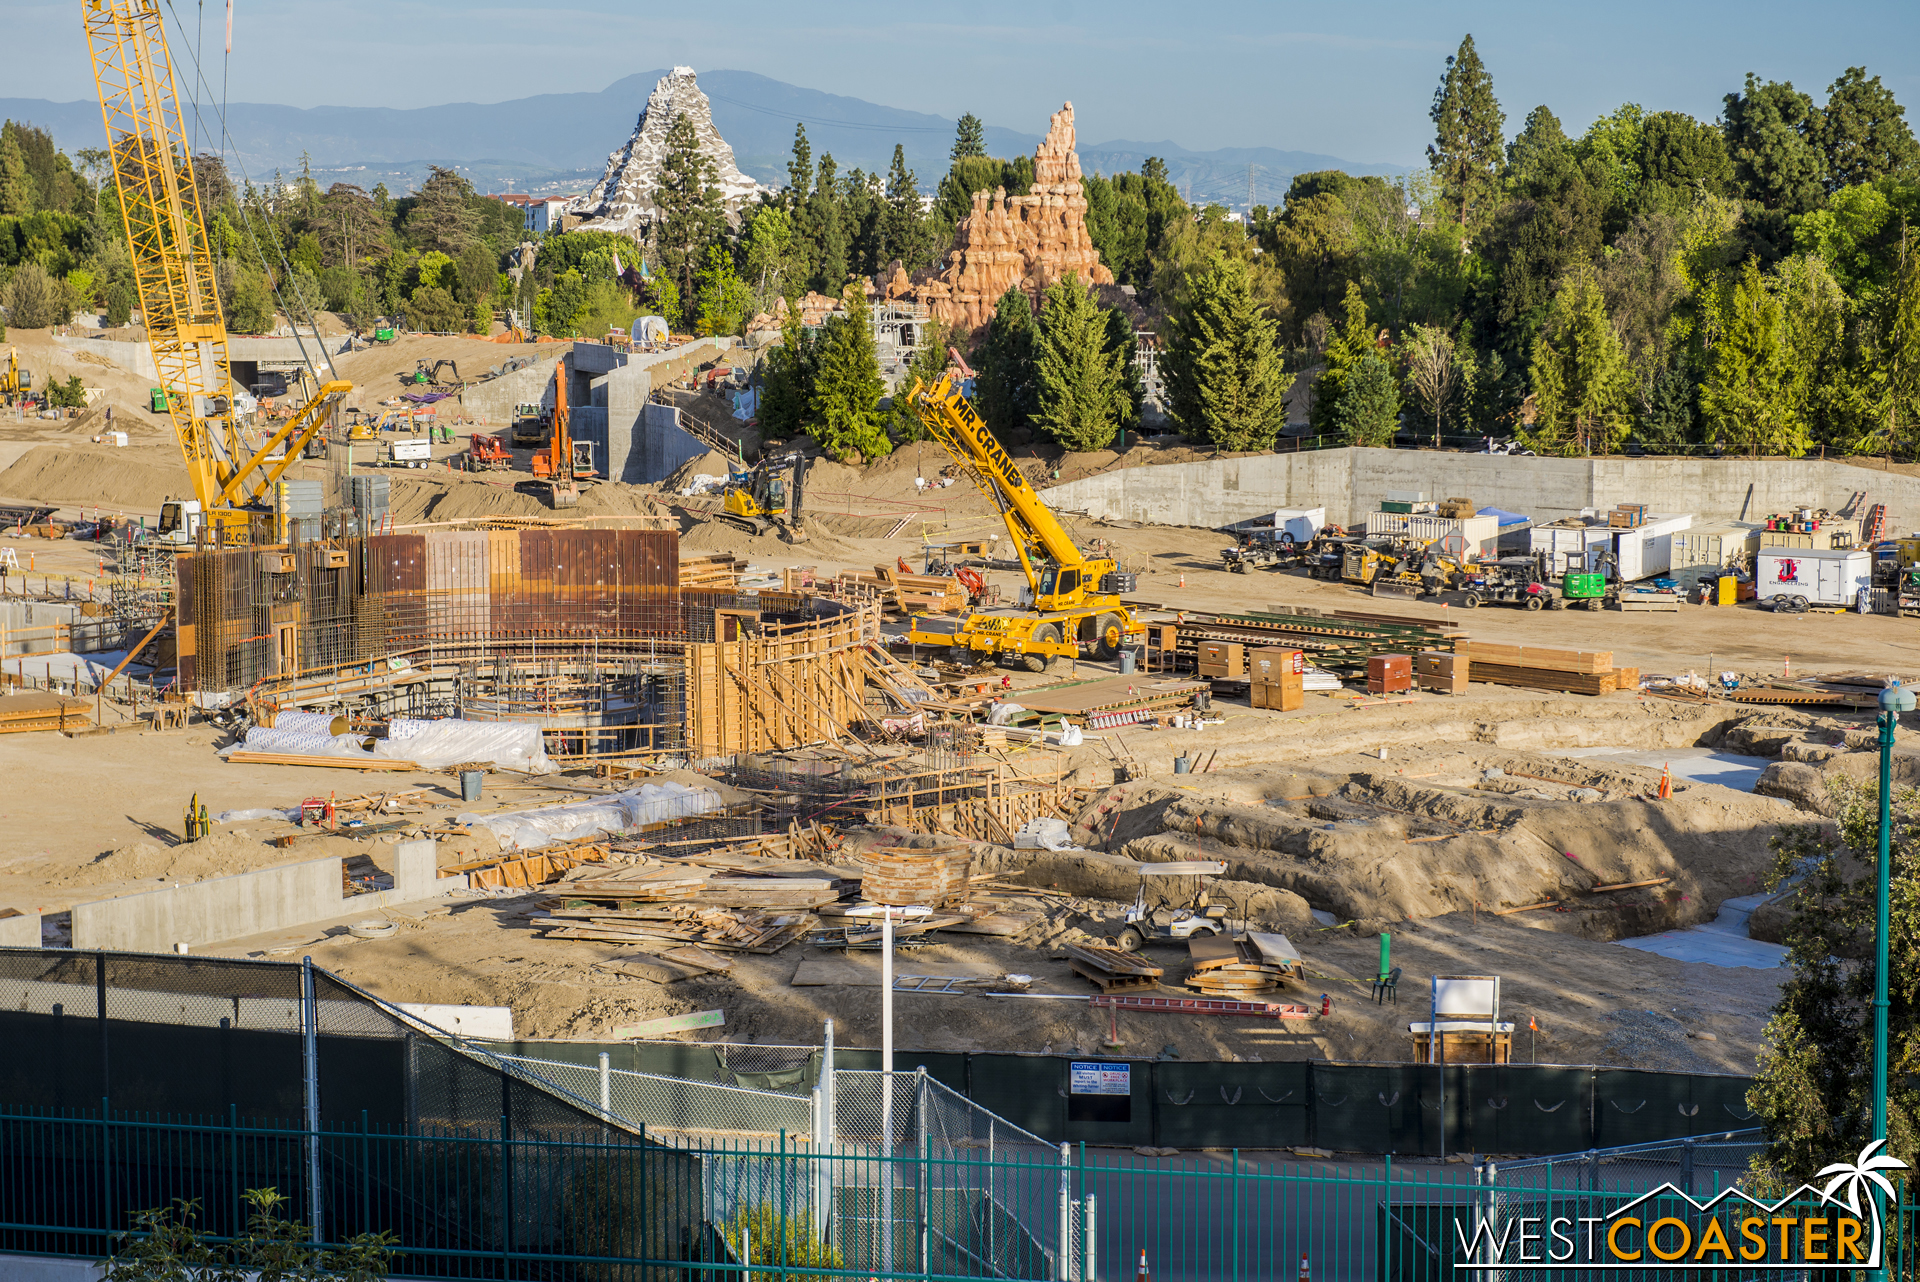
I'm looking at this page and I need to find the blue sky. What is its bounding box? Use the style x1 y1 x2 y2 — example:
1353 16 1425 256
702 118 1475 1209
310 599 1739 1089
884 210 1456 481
15 0 1920 165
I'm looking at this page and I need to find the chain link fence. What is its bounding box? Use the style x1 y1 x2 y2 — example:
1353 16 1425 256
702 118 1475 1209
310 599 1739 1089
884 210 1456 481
492 1052 815 1139
1492 1128 1765 1195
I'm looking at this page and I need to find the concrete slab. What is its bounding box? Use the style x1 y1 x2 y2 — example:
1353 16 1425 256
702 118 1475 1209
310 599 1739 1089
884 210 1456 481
1617 894 1789 970
1556 746 1773 792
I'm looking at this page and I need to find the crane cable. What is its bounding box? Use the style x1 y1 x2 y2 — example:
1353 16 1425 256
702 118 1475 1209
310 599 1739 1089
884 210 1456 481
154 0 340 389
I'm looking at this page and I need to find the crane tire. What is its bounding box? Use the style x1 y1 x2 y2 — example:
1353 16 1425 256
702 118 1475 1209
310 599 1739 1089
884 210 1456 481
1023 623 1061 672
1092 613 1124 661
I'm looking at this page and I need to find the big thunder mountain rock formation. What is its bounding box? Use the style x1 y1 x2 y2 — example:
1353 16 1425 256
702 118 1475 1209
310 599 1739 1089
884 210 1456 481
905 103 1115 333
567 67 760 235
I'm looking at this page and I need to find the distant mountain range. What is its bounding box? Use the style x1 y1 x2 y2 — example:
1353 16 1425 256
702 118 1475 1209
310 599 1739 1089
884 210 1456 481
0 69 1403 207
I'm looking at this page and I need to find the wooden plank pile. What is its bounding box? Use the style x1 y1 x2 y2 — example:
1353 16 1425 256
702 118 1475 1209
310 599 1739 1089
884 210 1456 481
1172 607 1463 677
852 846 971 907
539 904 815 954
680 552 747 590
892 572 968 613
1184 933 1302 997
1618 590 1683 612
0 693 92 734
1459 643 1637 696
1065 942 1164 992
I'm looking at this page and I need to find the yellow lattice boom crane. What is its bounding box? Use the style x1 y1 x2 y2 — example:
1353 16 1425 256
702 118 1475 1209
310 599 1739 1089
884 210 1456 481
904 371 1138 670
84 0 350 545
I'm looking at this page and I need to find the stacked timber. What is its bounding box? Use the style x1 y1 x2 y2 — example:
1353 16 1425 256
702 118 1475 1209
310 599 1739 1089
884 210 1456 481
853 846 972 907
1184 933 1302 997
680 552 747 590
546 860 851 909
1066 942 1164 992
892 573 968 613
537 903 814 953
1459 643 1637 696
0 693 92 734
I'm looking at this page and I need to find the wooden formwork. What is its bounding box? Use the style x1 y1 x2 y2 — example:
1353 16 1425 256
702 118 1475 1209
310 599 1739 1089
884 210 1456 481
683 606 881 757
862 756 1074 845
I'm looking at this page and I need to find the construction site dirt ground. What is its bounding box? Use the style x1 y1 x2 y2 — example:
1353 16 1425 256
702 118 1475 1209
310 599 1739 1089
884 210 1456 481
4 321 1915 1086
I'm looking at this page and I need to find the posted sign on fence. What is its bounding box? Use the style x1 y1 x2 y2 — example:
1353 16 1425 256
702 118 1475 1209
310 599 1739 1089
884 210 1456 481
1069 1063 1129 1095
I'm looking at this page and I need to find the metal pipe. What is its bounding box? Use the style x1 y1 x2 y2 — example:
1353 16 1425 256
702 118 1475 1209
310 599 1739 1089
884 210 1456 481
301 956 322 1245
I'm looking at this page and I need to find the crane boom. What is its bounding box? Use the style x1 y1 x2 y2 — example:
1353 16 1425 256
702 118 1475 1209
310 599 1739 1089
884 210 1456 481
904 373 1135 669
84 0 348 540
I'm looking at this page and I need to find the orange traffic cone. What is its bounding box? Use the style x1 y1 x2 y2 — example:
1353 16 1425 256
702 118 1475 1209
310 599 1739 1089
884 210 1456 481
1299 1254 1312 1282
1658 764 1672 800
1136 1249 1151 1281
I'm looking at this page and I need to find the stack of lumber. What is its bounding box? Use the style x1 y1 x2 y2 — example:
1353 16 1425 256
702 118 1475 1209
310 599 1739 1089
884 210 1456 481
892 573 968 612
1065 942 1164 992
852 846 971 907
1184 932 1303 997
224 750 416 770
547 860 851 909
680 552 747 590
537 903 814 954
443 846 603 890
1459 643 1636 696
0 693 92 734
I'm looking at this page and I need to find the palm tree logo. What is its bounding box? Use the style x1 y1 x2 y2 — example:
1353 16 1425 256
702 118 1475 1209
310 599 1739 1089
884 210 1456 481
1816 1139 1908 1218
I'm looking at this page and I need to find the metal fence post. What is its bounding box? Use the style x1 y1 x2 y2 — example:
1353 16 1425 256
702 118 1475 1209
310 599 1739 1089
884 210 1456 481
301 957 322 1245
1230 1149 1241 1282
917 1066 929 1279
1680 1138 1694 1195
1057 1141 1072 1282
599 1051 611 1116
1382 1153 1393 1282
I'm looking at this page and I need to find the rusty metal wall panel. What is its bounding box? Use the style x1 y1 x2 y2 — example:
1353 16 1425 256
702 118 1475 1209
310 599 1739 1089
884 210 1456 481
370 533 427 642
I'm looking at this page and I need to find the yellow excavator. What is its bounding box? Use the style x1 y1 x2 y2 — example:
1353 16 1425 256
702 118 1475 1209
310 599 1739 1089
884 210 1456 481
904 370 1136 670
0 347 30 404
85 0 349 546
720 451 809 540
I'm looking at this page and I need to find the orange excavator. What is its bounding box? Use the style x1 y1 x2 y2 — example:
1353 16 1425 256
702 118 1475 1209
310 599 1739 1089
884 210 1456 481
530 363 597 507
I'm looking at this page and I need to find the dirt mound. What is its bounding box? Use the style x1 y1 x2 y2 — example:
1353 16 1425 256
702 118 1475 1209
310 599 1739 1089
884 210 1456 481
385 473 673 524
64 831 278 887
1075 747 1797 940
658 451 734 494
0 443 191 511
676 512 860 560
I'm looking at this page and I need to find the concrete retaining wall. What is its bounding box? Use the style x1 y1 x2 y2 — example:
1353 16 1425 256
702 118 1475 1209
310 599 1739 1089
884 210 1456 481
70 839 447 953
1045 447 1920 532
458 356 560 426
0 909 40 946
54 334 317 384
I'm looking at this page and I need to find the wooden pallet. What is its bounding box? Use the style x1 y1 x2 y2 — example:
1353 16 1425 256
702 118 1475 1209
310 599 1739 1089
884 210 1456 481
1618 592 1682 612
1070 961 1161 992
1089 994 1324 1019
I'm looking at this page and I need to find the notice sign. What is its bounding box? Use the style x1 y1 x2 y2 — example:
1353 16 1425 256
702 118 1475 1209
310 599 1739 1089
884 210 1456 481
1069 1062 1130 1095
1067 1061 1131 1124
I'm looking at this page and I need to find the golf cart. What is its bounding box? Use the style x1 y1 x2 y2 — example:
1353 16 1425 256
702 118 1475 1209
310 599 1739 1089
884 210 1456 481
1111 860 1239 951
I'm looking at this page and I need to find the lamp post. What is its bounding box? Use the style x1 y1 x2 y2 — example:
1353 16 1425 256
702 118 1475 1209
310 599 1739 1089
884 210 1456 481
1874 683 1915 1158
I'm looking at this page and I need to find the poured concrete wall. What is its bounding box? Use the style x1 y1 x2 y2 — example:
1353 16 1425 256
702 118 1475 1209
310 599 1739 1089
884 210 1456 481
71 839 445 953
0 909 40 946
1045 448 1920 532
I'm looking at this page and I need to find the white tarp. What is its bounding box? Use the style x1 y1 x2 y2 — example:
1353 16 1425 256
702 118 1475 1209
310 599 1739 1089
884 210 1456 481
458 782 722 851
380 719 554 773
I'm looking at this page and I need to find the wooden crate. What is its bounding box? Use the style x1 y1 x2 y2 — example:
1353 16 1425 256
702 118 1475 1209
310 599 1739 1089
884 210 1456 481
1199 642 1245 679
1619 592 1682 612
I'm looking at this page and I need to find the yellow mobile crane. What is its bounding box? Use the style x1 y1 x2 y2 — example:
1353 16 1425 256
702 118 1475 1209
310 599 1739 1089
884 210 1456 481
905 372 1136 670
84 0 349 546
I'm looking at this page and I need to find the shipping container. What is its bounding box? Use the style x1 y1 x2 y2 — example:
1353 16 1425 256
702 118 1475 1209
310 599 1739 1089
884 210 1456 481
1756 547 1872 610
1671 523 1761 570
1609 513 1691 581
1366 512 1500 560
1529 521 1613 576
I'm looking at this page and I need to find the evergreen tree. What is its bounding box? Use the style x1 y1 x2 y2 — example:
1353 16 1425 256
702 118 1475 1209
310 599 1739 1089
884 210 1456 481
1162 254 1288 451
976 286 1040 441
1334 354 1401 446
1032 274 1127 452
1310 283 1376 436
890 317 949 443
0 129 32 217
1401 324 1459 445
810 153 848 292
1504 105 1570 181
1525 263 1633 456
1701 256 1807 456
406 166 480 255
694 246 754 337
1633 360 1695 451
656 112 726 319
1723 75 1827 213
1427 34 1506 227
786 123 813 204
1104 304 1145 433
951 113 987 162
881 145 932 271
809 286 890 461
1870 229 1920 460
761 308 817 439
1814 66 1920 190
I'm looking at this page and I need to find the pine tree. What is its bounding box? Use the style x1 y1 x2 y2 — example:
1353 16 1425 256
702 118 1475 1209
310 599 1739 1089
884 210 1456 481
1033 274 1126 452
1162 254 1288 451
761 308 817 439
1427 34 1506 227
810 153 848 292
1815 67 1920 189
0 129 33 217
1699 257 1809 457
786 123 813 204
881 145 931 271
1309 283 1376 436
809 286 890 462
1334 355 1401 446
1526 263 1634 456
951 113 987 162
656 112 726 320
976 286 1040 441
1872 229 1920 460
694 246 754 338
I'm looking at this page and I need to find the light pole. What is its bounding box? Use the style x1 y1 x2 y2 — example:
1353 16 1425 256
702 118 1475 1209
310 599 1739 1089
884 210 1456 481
1874 682 1915 1163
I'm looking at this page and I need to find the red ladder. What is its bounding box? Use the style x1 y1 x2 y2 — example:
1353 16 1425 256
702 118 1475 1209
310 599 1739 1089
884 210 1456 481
1865 503 1888 544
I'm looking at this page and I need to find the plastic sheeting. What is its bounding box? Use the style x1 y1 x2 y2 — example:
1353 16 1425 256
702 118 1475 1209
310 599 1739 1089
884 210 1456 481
271 711 348 736
378 719 554 773
239 726 371 756
457 782 722 850
631 315 669 345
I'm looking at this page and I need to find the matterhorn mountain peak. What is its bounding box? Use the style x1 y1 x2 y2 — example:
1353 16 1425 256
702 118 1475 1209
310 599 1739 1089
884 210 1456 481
567 67 761 235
